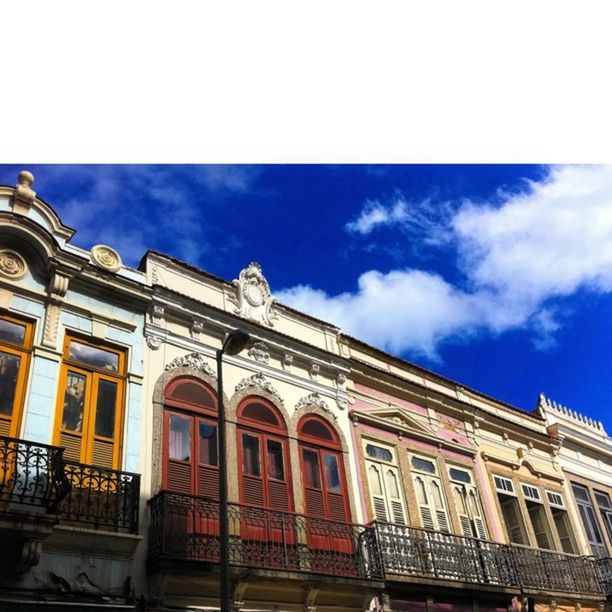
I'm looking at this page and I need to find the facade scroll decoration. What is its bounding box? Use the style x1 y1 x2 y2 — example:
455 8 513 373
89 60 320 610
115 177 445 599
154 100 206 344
295 391 336 420
165 352 215 377
235 372 284 406
248 341 270 364
229 262 278 327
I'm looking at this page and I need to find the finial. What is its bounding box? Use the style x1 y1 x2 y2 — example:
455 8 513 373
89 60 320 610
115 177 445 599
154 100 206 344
12 170 36 215
18 170 34 186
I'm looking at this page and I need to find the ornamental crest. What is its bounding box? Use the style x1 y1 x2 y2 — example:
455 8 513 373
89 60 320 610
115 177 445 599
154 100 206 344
229 262 278 327
91 244 122 272
295 392 337 420
0 250 27 280
235 372 283 405
165 352 215 377
248 341 270 364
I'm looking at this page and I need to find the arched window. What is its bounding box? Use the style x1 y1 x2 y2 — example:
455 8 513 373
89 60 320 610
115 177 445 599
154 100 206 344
163 377 218 497
298 415 349 522
237 398 291 512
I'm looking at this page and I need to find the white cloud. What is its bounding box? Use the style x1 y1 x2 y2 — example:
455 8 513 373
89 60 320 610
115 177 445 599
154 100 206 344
279 165 612 359
345 198 409 234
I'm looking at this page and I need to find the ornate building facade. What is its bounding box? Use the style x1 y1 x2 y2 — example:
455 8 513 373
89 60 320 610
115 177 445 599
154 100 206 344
1 171 610 612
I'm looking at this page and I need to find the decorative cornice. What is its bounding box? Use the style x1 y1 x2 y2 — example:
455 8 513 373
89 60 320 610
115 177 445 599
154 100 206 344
235 372 283 405
165 352 215 377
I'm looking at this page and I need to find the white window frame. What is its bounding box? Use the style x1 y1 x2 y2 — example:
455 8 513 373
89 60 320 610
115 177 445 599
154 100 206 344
493 474 516 495
546 490 565 509
521 482 543 503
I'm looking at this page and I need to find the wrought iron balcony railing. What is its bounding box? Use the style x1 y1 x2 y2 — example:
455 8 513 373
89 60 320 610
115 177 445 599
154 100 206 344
594 556 612 597
59 461 140 534
375 521 604 597
511 544 602 595
0 435 70 512
148 491 384 581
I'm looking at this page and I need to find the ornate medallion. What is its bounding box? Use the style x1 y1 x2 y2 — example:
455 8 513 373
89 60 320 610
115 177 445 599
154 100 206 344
0 250 27 280
91 244 122 272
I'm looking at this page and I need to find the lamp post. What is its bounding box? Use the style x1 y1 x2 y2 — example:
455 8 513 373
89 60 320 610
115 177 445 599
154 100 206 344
216 329 250 612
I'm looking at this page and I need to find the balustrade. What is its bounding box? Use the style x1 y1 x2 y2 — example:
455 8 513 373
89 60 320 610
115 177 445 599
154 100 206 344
148 491 383 580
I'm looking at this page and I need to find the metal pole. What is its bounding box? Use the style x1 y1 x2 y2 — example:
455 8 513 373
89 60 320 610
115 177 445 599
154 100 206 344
217 348 231 612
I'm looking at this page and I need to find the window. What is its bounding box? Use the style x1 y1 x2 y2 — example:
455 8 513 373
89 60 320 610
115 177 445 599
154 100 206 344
518 482 553 549
546 491 564 508
594 490 612 547
163 377 218 497
298 416 350 522
521 483 542 503
449 467 488 540
0 314 33 438
572 483 607 557
237 398 291 511
493 474 529 545
54 336 126 468
364 441 407 524
411 454 450 533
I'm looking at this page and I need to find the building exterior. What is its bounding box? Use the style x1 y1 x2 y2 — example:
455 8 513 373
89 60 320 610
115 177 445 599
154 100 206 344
0 172 149 609
1 171 611 612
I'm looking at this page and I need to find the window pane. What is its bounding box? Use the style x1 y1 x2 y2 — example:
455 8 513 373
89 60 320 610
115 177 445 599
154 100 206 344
324 453 341 493
386 469 400 498
412 456 436 474
449 468 471 484
95 379 117 438
0 351 20 416
267 439 284 480
369 465 382 495
171 381 215 408
242 434 261 476
62 371 87 432
169 414 191 461
69 340 119 372
366 444 393 462
0 319 25 345
199 421 218 466
243 402 279 427
303 449 321 489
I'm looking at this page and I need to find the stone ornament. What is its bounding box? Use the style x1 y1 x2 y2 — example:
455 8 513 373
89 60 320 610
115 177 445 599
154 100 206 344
165 352 216 377
0 250 28 280
146 335 163 350
248 341 270 364
91 244 122 272
283 354 293 371
12 170 36 214
230 262 278 327
336 395 348 411
295 391 336 420
235 372 284 405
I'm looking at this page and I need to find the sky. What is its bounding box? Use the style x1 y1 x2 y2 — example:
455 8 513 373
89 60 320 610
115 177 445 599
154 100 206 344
2 164 612 431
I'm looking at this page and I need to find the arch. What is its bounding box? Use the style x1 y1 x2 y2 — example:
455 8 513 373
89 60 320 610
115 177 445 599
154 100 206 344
290 404 350 454
150 365 228 496
238 395 287 434
164 376 217 414
298 414 340 449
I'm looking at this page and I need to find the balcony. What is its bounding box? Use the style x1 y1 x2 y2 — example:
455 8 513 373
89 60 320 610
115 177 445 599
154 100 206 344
59 461 140 533
0 435 70 512
148 491 384 581
595 556 612 598
375 521 603 598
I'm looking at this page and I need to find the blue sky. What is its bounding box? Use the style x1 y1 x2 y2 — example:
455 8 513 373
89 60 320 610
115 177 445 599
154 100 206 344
2 164 612 431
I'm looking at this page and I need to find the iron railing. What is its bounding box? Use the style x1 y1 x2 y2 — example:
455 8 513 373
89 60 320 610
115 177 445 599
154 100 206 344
148 491 384 580
377 522 518 587
595 556 612 597
0 435 70 511
60 461 140 533
511 544 602 595
376 521 603 596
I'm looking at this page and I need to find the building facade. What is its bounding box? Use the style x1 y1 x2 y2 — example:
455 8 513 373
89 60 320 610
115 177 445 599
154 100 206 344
1 171 611 612
0 172 149 609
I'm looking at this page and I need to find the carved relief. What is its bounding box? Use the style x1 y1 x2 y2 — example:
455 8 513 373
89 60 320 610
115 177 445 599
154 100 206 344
229 262 277 327
235 372 283 405
283 354 293 371
42 302 62 349
165 353 215 377
150 304 165 325
295 392 336 420
248 341 270 364
336 394 348 411
190 320 204 339
91 245 122 272
146 335 163 350
309 363 320 380
11 170 36 215
0 250 27 280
